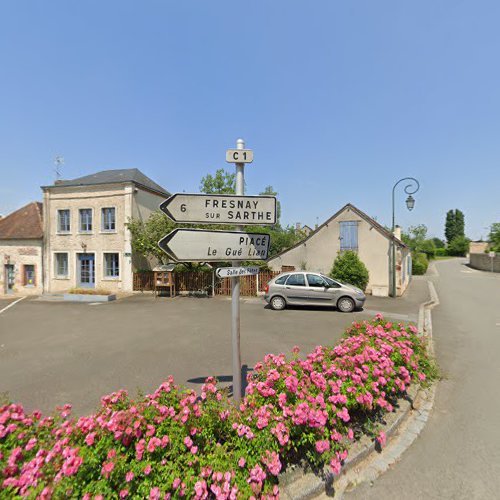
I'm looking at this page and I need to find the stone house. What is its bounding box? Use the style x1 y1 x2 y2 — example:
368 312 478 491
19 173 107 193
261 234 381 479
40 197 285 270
267 203 411 297
42 169 169 293
0 202 44 296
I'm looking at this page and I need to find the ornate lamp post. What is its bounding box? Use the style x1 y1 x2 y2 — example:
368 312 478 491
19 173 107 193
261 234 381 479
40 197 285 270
391 177 420 297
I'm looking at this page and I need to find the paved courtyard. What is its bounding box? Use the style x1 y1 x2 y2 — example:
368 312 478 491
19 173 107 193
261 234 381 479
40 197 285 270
0 279 428 416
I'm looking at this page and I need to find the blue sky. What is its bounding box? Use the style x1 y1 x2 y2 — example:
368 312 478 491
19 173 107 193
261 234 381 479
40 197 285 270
1 1 499 240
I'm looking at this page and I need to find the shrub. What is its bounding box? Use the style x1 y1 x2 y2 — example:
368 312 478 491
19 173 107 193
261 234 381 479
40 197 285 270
412 252 429 275
418 240 436 260
435 248 448 257
447 235 470 256
0 316 435 498
330 251 369 291
68 288 113 296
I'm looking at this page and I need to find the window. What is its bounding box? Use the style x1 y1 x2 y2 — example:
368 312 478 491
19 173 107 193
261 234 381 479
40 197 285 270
57 209 70 233
306 274 327 287
55 253 69 277
104 253 120 278
285 273 305 286
339 221 359 251
79 209 93 232
101 207 116 232
323 276 342 288
275 275 288 285
24 265 35 286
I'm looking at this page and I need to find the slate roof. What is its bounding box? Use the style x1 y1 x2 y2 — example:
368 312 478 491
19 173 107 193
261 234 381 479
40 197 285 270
43 168 170 196
0 202 43 240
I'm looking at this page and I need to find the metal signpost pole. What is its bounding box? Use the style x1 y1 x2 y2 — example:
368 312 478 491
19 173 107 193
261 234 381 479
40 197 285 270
232 138 245 402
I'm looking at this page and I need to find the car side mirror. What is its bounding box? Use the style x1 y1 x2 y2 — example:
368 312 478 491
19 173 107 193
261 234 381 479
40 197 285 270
323 283 330 288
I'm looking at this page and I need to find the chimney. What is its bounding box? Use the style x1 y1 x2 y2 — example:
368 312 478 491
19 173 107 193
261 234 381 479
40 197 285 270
296 222 301 231
393 225 402 240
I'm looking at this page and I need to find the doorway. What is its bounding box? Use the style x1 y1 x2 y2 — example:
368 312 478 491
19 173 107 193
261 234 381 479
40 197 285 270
4 264 15 294
77 254 95 288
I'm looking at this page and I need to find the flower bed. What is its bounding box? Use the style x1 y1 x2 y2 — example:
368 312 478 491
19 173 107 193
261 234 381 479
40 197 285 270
0 315 435 498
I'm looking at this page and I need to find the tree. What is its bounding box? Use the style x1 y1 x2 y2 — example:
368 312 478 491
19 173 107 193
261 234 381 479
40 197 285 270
431 237 445 248
488 223 500 252
447 235 470 256
199 169 235 194
259 185 281 224
445 209 465 244
330 251 369 291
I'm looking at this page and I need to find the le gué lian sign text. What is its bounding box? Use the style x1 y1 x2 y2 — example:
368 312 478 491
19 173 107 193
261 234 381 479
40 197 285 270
159 194 276 225
158 229 270 262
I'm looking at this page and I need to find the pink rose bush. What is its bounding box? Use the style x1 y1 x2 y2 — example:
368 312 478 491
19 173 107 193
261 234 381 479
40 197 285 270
0 316 434 498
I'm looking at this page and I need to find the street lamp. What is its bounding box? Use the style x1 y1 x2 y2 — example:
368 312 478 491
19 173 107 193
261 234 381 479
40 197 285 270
391 178 420 297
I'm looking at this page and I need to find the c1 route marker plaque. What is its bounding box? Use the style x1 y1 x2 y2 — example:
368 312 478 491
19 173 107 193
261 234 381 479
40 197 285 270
160 193 276 225
158 229 270 262
225 149 253 163
216 266 260 278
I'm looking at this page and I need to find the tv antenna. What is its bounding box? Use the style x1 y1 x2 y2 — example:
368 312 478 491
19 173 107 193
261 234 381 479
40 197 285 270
54 155 64 180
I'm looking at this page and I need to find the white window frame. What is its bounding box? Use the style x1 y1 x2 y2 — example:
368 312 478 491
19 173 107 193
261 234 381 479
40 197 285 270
79 208 94 234
102 252 120 280
54 252 70 279
101 206 117 233
56 208 71 234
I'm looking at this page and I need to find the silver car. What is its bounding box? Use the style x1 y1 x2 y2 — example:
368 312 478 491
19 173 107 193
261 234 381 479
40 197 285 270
263 271 366 312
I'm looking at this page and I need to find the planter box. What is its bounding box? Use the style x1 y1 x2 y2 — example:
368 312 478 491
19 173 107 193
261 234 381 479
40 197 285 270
63 293 116 302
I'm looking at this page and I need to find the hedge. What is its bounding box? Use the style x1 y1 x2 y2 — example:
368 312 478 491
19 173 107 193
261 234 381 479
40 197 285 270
1 316 435 499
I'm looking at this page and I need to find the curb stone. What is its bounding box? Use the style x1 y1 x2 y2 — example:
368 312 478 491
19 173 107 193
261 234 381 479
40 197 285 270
279 280 439 499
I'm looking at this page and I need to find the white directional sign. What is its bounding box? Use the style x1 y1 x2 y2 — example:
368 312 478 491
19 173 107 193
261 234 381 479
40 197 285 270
216 266 260 278
226 149 253 163
159 194 276 225
158 229 270 262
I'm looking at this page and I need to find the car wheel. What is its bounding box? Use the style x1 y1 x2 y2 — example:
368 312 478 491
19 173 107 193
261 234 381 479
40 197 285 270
337 296 355 313
270 296 286 311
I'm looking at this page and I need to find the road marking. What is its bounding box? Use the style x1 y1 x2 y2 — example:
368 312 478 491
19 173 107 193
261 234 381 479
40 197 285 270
0 296 26 315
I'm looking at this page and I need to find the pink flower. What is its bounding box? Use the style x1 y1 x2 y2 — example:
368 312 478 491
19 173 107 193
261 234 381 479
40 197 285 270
315 440 330 454
376 431 387 447
149 487 161 500
173 478 181 489
144 464 152 476
191 446 198 454
101 461 115 478
120 490 129 498
238 457 246 467
125 471 134 482
184 436 193 448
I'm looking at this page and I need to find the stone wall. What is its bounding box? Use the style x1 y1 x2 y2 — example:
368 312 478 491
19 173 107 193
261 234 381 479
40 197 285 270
469 253 500 273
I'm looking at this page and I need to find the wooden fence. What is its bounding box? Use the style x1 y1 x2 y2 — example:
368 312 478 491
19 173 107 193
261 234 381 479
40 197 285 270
133 270 280 296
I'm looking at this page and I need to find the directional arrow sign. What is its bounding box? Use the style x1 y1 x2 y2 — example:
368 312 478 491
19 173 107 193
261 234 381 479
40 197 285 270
158 229 270 262
216 266 260 278
159 194 276 225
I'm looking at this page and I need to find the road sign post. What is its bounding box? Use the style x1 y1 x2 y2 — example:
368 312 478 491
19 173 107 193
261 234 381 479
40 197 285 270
158 138 269 403
231 138 246 402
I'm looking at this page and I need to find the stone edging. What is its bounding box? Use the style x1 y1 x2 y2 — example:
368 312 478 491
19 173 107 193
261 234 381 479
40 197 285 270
279 281 439 499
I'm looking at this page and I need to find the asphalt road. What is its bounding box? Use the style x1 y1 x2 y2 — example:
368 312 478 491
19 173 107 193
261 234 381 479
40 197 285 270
345 258 500 500
0 282 425 416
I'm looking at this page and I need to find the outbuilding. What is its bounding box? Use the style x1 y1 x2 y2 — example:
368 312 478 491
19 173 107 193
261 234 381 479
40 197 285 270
267 203 411 297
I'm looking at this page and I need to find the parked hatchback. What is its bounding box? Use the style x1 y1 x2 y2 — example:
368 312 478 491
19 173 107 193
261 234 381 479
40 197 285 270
264 271 366 312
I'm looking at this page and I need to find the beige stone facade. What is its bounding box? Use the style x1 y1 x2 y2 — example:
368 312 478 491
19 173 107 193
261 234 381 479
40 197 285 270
0 240 43 295
42 180 166 293
267 204 411 297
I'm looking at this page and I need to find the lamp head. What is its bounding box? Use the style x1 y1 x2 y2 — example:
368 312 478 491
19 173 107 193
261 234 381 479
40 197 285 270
406 195 415 211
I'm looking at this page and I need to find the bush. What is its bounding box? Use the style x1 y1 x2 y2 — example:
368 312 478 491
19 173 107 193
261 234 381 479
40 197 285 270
435 248 448 257
418 240 436 260
330 251 369 291
412 252 429 275
447 235 470 256
0 316 435 498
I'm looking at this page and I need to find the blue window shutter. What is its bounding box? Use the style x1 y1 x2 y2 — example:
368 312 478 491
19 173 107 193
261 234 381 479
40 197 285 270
340 221 358 250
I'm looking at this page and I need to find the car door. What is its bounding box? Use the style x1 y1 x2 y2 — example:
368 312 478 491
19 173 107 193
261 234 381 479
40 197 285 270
283 273 309 304
305 273 335 305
